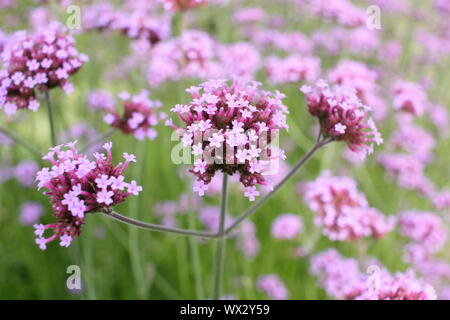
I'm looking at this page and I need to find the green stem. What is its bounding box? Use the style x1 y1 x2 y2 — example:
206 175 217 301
45 91 57 146
212 174 229 300
224 138 332 236
187 207 204 299
101 209 219 238
0 125 43 159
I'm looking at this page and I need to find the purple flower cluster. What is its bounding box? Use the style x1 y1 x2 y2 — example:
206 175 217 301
308 0 367 27
399 211 447 263
103 91 165 141
34 141 142 250
169 78 289 201
392 80 429 117
271 213 303 240
300 171 395 241
265 55 320 85
256 274 289 300
147 30 261 87
0 23 87 115
83 2 171 45
162 0 207 11
311 249 437 300
378 115 435 195
301 79 383 159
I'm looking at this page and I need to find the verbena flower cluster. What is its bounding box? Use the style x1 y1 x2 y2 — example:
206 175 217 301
271 213 303 240
102 90 166 141
378 115 435 195
300 79 382 159
399 211 447 263
265 55 320 85
311 249 437 300
161 0 207 11
83 2 171 45
147 30 261 87
299 171 395 241
169 78 289 201
34 142 142 250
256 274 289 300
0 23 87 115
392 80 429 117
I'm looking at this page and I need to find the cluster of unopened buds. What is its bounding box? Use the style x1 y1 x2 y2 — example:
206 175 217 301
0 23 87 115
168 78 289 201
102 90 166 141
34 142 142 250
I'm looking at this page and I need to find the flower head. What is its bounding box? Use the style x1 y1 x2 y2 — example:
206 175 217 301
0 23 87 115
301 79 382 159
34 141 141 250
271 213 303 240
256 274 289 300
170 78 289 200
299 171 395 241
311 248 436 300
102 90 164 141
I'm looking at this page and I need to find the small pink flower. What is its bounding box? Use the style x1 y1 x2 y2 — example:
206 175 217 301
271 214 303 240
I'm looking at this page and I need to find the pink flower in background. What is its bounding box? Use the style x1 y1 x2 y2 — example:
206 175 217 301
103 90 165 141
34 141 142 250
199 205 234 231
20 202 43 225
300 171 395 241
308 0 366 27
161 0 207 11
198 205 260 258
256 274 289 300
218 42 261 79
83 2 171 45
88 89 115 111
233 7 267 25
388 117 435 163
378 153 435 195
310 249 365 299
0 23 87 115
392 80 429 117
399 211 447 261
311 249 437 300
301 79 382 159
378 115 436 196
357 269 436 300
169 78 289 200
429 104 449 133
266 55 320 85
147 30 222 87
271 214 303 240
14 160 38 187
248 30 313 54
237 221 260 258
432 191 450 210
